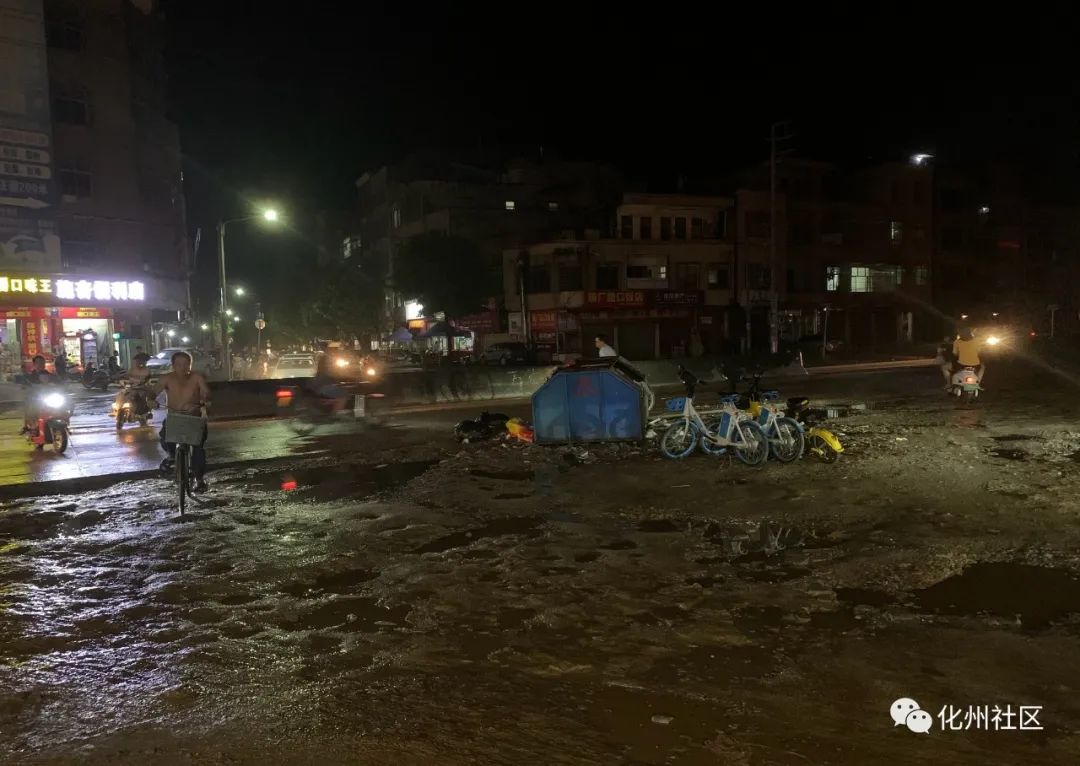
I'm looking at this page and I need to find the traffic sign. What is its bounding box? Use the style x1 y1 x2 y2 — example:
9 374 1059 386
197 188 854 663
254 318 266 330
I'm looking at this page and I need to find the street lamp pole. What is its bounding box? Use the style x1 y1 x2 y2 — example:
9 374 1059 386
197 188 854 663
217 220 230 380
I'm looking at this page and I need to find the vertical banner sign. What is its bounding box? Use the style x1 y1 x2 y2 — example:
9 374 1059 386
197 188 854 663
0 0 60 269
21 317 39 357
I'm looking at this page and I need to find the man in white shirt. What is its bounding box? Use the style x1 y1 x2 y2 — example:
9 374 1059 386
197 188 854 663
595 335 617 358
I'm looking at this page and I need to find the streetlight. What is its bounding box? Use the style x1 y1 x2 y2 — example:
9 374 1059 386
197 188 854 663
235 286 246 297
218 205 282 379
166 329 176 339
226 309 234 317
200 323 209 331
911 153 933 166
181 336 190 344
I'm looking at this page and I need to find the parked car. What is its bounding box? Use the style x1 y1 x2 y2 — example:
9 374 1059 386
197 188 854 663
480 341 530 366
271 353 317 379
145 347 210 375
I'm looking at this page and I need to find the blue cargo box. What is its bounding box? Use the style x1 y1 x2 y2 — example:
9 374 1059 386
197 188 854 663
532 362 645 443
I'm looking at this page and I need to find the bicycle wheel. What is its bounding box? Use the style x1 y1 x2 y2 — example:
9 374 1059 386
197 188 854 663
732 420 769 466
698 413 728 456
660 420 699 459
176 446 188 516
770 417 805 463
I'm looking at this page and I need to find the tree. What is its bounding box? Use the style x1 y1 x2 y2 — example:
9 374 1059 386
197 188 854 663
273 260 386 347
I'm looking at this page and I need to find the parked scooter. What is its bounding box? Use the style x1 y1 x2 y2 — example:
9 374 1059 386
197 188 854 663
24 388 72 453
81 363 111 391
111 382 153 429
786 397 844 462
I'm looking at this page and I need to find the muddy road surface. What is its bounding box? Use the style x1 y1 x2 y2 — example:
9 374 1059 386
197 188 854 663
2 360 1080 764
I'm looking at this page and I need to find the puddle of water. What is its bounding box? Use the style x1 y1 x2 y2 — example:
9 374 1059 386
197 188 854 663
468 468 535 481
835 587 895 607
413 516 543 554
989 448 1028 461
242 460 436 502
635 519 680 533
915 563 1080 629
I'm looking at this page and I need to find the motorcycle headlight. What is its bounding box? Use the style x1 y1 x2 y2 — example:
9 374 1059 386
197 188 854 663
335 358 349 368
42 393 66 409
986 335 1002 346
366 367 377 376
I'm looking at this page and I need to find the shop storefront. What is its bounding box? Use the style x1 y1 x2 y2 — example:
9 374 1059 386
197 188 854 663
568 289 708 360
0 273 158 372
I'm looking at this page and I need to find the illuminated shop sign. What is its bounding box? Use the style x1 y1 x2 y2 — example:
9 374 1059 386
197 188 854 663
0 276 145 301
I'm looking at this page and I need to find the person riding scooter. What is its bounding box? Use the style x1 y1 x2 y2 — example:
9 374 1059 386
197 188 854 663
21 354 58 433
951 328 985 383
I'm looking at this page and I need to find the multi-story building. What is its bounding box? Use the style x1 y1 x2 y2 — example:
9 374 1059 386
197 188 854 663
352 151 622 335
503 193 735 360
737 158 935 349
0 0 189 369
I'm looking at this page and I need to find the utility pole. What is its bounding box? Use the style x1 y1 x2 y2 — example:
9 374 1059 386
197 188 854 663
769 121 793 354
217 221 230 380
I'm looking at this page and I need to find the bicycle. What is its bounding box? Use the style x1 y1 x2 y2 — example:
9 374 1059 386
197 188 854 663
786 397 844 462
163 412 207 516
660 366 768 464
730 372 804 462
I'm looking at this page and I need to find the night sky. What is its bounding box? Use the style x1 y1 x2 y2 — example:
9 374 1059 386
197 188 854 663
161 1 1080 318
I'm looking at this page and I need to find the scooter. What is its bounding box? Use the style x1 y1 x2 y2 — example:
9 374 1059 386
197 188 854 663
950 366 981 403
111 382 153 430
81 364 110 391
24 388 72 453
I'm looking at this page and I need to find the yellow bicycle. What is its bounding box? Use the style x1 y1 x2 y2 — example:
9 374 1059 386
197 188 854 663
786 397 844 463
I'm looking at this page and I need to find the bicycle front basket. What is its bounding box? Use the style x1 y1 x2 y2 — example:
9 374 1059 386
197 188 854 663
665 397 686 412
164 413 205 446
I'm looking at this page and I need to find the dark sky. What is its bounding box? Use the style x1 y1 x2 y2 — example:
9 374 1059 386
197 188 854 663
161 1 1080 319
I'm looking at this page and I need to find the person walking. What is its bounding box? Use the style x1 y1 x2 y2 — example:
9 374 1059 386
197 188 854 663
595 334 617 358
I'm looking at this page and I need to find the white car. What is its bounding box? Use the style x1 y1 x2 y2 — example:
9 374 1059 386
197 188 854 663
271 354 316 378
145 347 209 375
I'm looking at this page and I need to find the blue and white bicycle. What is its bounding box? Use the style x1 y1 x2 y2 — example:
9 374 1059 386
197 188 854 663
659 367 768 465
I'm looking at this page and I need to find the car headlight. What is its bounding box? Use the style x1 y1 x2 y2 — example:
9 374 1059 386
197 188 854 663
366 367 377 377
42 393 66 408
335 358 349 368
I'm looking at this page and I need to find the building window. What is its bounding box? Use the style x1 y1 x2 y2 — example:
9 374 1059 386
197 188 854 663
527 264 550 293
706 266 729 289
596 263 619 290
748 264 771 289
691 217 703 239
639 216 652 240
505 200 516 211
890 221 903 243
558 263 582 291
62 240 99 268
825 266 841 291
620 215 632 238
746 211 770 239
915 266 929 285
46 16 84 52
715 212 727 239
59 165 92 198
52 90 90 125
392 207 401 228
850 266 871 293
626 259 667 283
674 217 687 240
660 217 672 240
547 201 559 212
674 263 700 290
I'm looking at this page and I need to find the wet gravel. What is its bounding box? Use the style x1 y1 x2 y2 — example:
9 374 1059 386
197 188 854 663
2 362 1080 763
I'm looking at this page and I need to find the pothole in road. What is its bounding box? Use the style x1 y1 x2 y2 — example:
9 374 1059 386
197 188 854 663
989 447 1028 461
236 460 436 502
413 516 544 554
915 563 1080 630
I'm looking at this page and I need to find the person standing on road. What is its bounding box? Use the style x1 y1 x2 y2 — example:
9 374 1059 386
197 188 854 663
151 351 212 492
53 348 68 380
935 336 954 389
595 335 617 358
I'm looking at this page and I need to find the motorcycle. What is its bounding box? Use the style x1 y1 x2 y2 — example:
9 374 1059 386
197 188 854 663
950 366 981 403
111 382 153 430
24 388 72 453
81 364 110 391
